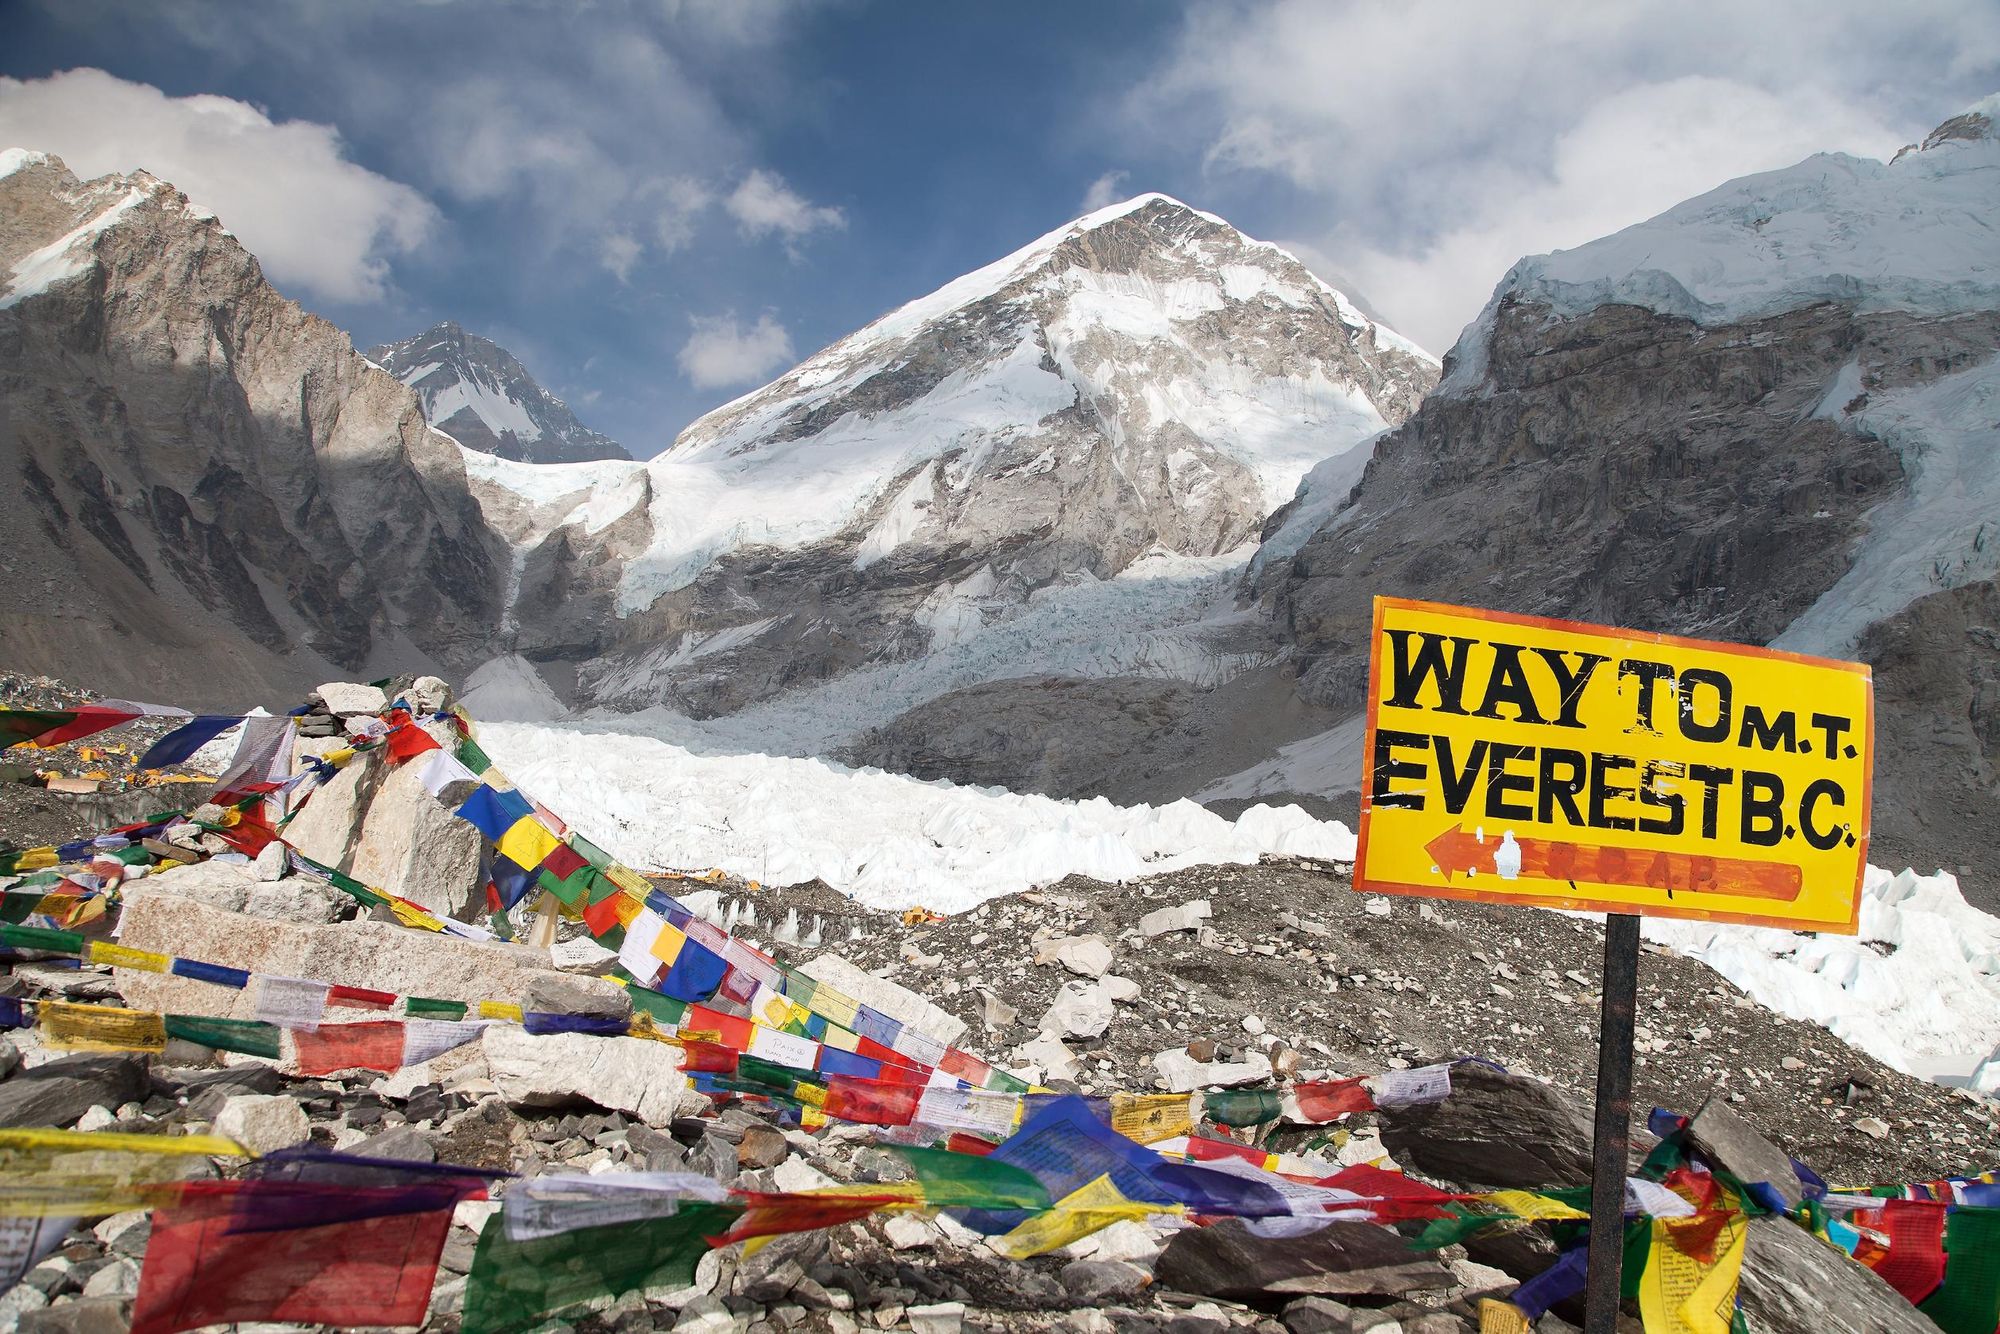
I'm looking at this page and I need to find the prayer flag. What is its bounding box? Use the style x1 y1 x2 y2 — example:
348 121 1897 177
38 1001 167 1053
291 1021 408 1077
889 1145 1049 1209
456 785 534 842
461 1202 741 1334
1636 1213 1747 1334
162 1015 281 1060
1919 1206 2000 1334
496 815 561 871
135 716 243 770
130 1181 454 1334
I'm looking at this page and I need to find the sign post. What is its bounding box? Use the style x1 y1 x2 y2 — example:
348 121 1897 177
1354 596 1872 1330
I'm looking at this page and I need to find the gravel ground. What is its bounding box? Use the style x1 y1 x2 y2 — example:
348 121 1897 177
0 671 221 851
719 858 1999 1190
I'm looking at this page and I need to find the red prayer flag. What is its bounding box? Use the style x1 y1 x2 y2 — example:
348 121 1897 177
719 1190 908 1245
1292 1077 1375 1120
32 705 143 746
384 722 442 763
292 1022 408 1077
539 841 588 880
1872 1199 1948 1305
1318 1162 1458 1221
130 1182 453 1334
686 1005 754 1052
823 1075 922 1127
946 1132 998 1156
681 1040 740 1074
329 985 397 1011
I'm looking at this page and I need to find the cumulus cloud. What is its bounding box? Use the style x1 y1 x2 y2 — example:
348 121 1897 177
1080 169 1130 214
677 312 795 389
0 68 436 304
1136 0 2000 353
600 232 642 282
725 169 845 242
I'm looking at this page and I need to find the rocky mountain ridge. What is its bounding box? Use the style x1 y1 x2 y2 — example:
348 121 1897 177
0 150 507 710
471 194 1436 727
370 321 629 464
1248 97 2000 892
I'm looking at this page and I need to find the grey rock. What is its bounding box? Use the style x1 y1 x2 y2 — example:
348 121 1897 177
0 1037 19 1079
1686 1093 1804 1210
365 1124 439 1164
1061 1258 1150 1303
1375 1063 1606 1190
1153 1218 1453 1301
17 1297 134 1334
0 1054 149 1129
1736 1213 1936 1333
522 969 634 1021
1281 1296 1358 1333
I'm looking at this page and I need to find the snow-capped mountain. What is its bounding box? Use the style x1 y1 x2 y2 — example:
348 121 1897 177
473 194 1436 726
0 150 506 706
1249 96 2000 889
370 322 628 464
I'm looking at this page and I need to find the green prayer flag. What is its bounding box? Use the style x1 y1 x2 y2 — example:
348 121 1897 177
1920 1206 2000 1334
618 978 688 1027
405 997 469 1020
736 1054 814 1091
888 1145 1052 1210
0 924 85 954
163 1015 283 1060
462 1203 741 1334
1202 1088 1284 1127
456 736 492 774
1620 1216 1650 1301
1409 1204 1509 1250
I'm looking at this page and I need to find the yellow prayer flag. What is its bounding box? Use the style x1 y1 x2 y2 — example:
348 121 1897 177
388 899 445 932
0 1127 247 1157
84 940 170 973
478 1000 525 1023
810 986 860 1029
991 1174 1177 1259
38 1001 167 1053
1482 1190 1590 1221
1110 1093 1194 1145
496 815 561 870
604 862 652 896
1478 1298 1532 1333
1637 1213 1748 1334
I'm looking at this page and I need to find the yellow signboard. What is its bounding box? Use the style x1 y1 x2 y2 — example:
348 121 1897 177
1356 597 1871 932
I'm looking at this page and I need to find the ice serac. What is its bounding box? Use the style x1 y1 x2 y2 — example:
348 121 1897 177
0 151 508 707
370 321 629 464
1256 97 2000 895
486 194 1435 727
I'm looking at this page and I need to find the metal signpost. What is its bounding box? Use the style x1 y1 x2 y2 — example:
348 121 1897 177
1354 596 1873 1333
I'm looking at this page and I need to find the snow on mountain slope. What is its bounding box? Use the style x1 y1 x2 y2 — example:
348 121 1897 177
490 194 1437 729
372 322 629 463
1443 94 2000 396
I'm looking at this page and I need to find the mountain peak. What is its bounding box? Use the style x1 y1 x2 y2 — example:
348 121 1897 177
1909 92 2000 156
370 323 629 464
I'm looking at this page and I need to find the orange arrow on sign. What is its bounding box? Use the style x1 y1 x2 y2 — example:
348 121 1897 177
1423 824 1803 902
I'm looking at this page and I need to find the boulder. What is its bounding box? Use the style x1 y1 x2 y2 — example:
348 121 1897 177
113 892 629 1024
1060 1258 1149 1303
17 1297 133 1334
480 1025 691 1126
1375 1063 1602 1190
284 736 484 920
1281 1296 1359 1333
316 682 389 716
0 1054 149 1128
1139 900 1213 937
1154 1048 1271 1093
1040 981 1114 1039
1154 1218 1453 1303
1037 934 1114 978
1686 1094 1803 1210
213 1093 311 1153
1736 1214 1936 1333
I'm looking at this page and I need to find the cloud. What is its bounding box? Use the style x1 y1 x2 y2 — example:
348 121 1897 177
1080 169 1130 214
652 176 713 253
677 312 795 389
0 67 436 304
725 169 845 242
600 233 642 282
1134 0 2000 353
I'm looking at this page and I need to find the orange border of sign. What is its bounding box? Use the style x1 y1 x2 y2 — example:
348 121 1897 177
1355 595 1873 933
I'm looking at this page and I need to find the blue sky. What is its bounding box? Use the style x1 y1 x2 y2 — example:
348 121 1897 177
5 1 1998 456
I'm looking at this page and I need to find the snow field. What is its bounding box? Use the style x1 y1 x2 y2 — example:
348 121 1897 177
476 721 1356 913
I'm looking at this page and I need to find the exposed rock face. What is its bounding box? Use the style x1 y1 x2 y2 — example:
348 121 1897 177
371 321 629 463
0 152 507 708
478 195 1435 723
1258 105 2000 892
